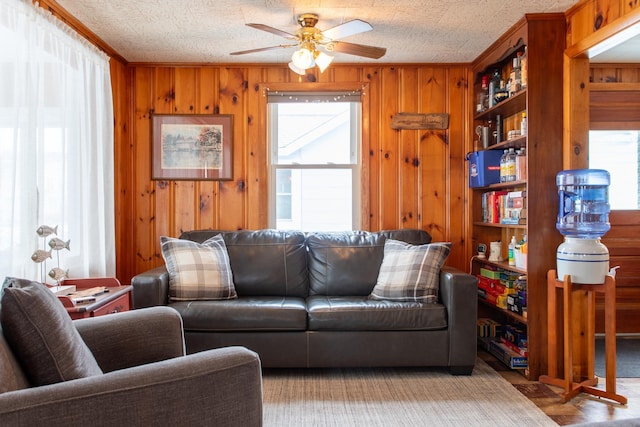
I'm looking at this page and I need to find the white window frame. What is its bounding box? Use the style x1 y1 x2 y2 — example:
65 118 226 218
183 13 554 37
267 92 362 231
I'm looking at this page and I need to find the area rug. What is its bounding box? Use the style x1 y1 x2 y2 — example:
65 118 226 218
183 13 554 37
596 336 640 378
262 358 556 426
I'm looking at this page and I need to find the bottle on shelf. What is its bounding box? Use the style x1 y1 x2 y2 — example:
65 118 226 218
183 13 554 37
494 80 509 105
508 236 517 266
520 112 527 136
516 148 526 181
496 114 503 144
500 149 509 183
477 75 489 112
516 147 527 180
520 47 528 89
516 234 528 269
506 148 516 182
509 54 522 97
489 69 501 108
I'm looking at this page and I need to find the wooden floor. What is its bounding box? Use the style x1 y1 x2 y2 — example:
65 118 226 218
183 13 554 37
480 350 640 425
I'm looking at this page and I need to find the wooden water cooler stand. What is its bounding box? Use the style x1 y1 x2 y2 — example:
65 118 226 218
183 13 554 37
539 270 627 405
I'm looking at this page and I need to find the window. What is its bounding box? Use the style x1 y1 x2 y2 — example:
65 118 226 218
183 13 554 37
268 92 361 231
0 0 115 282
589 130 640 210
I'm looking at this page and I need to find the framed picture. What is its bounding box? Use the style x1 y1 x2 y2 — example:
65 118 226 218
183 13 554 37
151 114 233 180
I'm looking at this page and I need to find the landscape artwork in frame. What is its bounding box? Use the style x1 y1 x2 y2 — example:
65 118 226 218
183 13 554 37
151 114 233 180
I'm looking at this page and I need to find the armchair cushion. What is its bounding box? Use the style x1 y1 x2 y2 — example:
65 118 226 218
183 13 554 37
370 240 451 303
0 278 102 386
75 306 185 373
161 234 237 301
0 335 29 393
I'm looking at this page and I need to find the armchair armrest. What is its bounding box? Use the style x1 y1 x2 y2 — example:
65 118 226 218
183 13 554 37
131 266 170 308
0 346 263 427
439 266 478 374
74 306 185 373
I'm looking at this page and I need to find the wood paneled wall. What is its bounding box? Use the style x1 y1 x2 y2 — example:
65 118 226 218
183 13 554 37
566 0 640 332
33 1 472 286
566 0 640 46
113 64 471 284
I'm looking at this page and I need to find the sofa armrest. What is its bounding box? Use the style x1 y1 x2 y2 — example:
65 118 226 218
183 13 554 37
75 306 185 373
439 266 478 373
131 266 170 308
0 346 262 427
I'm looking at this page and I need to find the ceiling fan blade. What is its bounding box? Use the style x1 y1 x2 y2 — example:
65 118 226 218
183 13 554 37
330 41 386 59
230 44 296 55
246 23 296 39
322 19 373 41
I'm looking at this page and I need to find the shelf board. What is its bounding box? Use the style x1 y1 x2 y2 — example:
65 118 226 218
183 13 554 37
474 89 527 121
478 297 527 325
472 180 526 191
473 221 526 229
484 136 527 151
473 257 527 275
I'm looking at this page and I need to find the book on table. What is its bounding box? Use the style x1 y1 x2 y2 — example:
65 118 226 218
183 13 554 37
61 286 109 305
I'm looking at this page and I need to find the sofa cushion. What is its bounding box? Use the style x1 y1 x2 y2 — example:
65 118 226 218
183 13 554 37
370 240 451 303
0 277 103 386
179 230 309 298
161 234 237 301
306 296 447 331
171 297 308 331
306 230 432 297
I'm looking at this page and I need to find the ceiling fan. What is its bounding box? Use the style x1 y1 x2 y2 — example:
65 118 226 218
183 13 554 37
230 13 386 74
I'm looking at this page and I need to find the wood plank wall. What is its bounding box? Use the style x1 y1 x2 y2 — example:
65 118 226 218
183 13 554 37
566 0 640 332
566 0 640 46
113 64 471 284
32 1 472 286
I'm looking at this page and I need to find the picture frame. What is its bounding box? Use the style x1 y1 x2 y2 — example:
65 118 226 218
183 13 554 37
151 114 233 180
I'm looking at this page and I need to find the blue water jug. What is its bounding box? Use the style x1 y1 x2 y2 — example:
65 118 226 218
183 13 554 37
556 169 610 238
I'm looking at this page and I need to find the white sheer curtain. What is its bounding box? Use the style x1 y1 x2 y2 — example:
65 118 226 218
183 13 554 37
0 0 115 283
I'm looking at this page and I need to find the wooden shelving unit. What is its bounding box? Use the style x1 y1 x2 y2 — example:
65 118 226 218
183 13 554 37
469 14 566 380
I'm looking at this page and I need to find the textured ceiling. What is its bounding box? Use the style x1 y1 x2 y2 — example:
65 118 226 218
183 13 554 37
55 0 582 64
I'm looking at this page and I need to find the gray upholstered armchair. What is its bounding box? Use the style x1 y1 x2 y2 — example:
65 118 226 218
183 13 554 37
0 286 263 427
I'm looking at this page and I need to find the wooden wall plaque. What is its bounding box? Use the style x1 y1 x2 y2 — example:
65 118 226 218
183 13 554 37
391 113 449 130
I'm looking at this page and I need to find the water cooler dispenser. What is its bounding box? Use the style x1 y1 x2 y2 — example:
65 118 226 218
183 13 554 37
541 168 626 405
555 169 611 284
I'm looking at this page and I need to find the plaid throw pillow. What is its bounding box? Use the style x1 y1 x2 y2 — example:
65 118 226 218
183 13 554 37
161 234 237 301
370 240 451 303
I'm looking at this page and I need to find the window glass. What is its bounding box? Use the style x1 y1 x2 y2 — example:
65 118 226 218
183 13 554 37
589 130 640 210
274 103 355 165
276 169 292 221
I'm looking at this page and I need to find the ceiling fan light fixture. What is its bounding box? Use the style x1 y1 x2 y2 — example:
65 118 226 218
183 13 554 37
291 48 315 69
314 51 334 73
288 61 307 75
236 14 386 65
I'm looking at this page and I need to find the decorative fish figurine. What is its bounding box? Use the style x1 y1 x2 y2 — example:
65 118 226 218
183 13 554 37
48 268 69 281
31 249 52 263
36 225 58 237
48 238 70 251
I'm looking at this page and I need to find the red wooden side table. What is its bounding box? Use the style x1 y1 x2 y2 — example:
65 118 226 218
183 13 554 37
56 277 132 320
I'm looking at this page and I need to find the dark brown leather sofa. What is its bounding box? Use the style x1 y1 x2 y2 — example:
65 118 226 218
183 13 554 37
131 229 478 374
